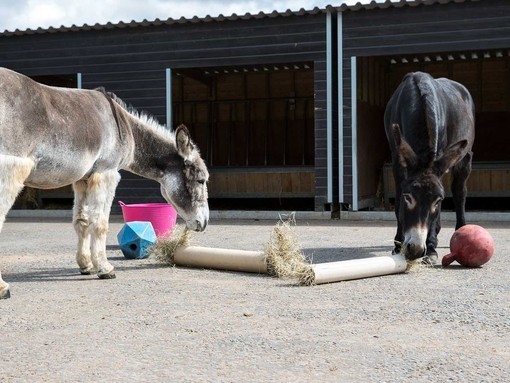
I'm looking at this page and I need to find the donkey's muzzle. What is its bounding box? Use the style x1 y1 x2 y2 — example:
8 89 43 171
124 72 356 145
403 242 426 261
191 204 209 232
194 219 208 232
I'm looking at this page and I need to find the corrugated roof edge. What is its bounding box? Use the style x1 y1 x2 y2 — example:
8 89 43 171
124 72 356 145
0 0 481 37
337 0 480 11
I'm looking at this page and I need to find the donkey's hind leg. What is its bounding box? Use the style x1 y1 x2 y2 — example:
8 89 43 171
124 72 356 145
73 170 120 279
0 155 34 298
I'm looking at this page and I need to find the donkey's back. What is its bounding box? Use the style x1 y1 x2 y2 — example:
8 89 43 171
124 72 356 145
384 71 475 161
0 67 130 189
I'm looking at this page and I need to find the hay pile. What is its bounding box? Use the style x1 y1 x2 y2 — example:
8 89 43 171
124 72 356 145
150 225 191 265
404 260 430 273
148 218 412 285
149 214 312 280
264 215 314 284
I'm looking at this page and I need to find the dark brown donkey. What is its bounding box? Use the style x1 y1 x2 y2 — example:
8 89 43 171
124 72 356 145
384 71 475 264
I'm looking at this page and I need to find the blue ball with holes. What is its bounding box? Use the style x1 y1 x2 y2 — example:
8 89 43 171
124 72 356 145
117 221 157 259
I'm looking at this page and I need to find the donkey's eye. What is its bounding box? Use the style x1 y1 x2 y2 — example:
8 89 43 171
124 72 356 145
432 197 443 211
403 193 416 208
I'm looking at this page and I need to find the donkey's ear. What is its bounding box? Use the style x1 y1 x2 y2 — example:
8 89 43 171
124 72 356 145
392 124 418 169
176 124 193 159
433 139 468 176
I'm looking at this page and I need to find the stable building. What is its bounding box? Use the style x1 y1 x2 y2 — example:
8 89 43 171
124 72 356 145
339 0 510 211
1 0 509 213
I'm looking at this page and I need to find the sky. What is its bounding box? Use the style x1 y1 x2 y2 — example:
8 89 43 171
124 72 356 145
0 0 367 32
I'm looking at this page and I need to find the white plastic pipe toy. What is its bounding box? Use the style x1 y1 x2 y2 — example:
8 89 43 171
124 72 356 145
307 254 408 285
174 246 267 273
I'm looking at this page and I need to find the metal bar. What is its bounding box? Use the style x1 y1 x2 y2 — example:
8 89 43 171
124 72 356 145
326 11 333 203
302 99 308 166
227 103 233 167
283 100 288 166
246 100 251 166
265 74 270 166
351 56 358 211
76 73 82 89
166 68 172 128
208 78 216 166
337 12 344 204
244 74 250 166
178 77 184 124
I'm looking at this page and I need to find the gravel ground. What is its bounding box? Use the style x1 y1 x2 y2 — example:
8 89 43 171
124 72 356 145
1 216 509 382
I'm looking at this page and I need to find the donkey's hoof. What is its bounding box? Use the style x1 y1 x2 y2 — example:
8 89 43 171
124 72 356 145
80 267 97 275
98 271 116 280
0 288 11 299
422 253 438 266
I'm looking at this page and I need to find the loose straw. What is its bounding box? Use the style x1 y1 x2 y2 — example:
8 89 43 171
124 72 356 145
264 215 312 280
149 218 410 285
150 215 309 277
267 220 410 285
150 225 191 265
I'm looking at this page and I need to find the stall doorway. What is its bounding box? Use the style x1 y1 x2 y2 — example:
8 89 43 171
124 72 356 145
355 51 510 211
172 63 316 209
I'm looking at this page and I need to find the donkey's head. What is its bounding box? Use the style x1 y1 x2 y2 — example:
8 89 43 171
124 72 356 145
159 125 209 232
397 172 444 260
392 124 467 260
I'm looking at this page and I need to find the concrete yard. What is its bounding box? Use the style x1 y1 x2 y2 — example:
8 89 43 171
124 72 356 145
1 215 509 382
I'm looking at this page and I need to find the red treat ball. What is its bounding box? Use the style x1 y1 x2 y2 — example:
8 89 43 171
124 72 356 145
442 224 495 268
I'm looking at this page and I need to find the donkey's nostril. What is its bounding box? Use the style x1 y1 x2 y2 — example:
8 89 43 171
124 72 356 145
404 242 426 260
195 220 207 232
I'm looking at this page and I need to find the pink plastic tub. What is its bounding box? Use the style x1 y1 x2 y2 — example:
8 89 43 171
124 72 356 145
119 201 177 237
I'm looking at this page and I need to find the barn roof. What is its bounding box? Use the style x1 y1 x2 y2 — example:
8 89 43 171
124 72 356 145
0 0 481 37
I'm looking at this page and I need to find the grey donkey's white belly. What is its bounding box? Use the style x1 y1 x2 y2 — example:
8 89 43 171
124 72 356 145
23 150 107 189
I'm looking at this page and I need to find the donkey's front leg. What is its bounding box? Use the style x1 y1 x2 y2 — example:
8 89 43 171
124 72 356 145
91 214 115 279
424 211 441 265
73 171 120 279
73 181 95 275
392 164 405 254
451 152 473 230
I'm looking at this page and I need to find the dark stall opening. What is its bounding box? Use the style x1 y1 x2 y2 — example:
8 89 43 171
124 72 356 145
172 63 316 210
356 50 510 211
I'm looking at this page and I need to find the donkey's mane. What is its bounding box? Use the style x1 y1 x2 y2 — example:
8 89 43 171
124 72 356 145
97 88 176 142
411 73 440 160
